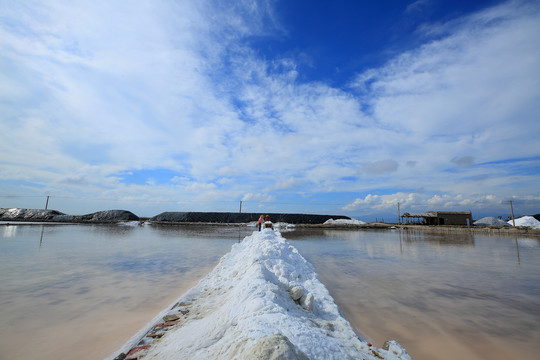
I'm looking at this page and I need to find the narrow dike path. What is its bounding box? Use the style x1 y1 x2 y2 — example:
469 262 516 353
109 228 412 360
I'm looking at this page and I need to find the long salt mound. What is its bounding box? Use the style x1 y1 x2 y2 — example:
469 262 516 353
509 216 540 229
112 229 411 360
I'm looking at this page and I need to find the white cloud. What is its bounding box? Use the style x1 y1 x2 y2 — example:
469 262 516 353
184 182 217 193
451 156 475 167
343 191 510 214
353 1 540 158
264 178 305 191
405 0 434 15
241 193 275 203
361 160 399 175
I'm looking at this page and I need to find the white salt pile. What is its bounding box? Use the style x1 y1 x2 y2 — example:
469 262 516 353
323 218 366 225
111 228 411 360
509 216 540 229
474 217 511 227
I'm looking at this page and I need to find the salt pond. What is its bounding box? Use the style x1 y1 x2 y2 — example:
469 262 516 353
0 223 539 359
289 228 540 360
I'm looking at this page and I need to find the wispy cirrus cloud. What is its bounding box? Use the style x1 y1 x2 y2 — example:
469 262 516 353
451 156 475 167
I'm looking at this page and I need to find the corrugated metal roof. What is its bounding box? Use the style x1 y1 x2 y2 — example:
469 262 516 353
402 212 436 217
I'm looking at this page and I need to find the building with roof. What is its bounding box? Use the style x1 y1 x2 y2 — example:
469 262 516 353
401 211 473 226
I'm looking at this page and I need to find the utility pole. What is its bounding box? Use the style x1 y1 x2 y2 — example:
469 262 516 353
45 195 50 210
509 200 515 227
397 202 400 225
239 201 242 213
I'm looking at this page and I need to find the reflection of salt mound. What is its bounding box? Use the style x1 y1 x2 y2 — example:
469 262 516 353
474 217 511 227
509 216 540 229
273 222 296 232
115 229 411 360
324 218 366 225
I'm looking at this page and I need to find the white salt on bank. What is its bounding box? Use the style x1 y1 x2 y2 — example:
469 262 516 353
324 218 366 225
112 229 411 360
474 217 510 227
509 216 540 229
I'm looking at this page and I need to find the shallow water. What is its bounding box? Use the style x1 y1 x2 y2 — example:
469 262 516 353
0 224 539 360
289 228 540 360
0 223 246 360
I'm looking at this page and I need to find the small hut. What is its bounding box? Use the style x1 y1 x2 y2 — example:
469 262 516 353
401 211 472 226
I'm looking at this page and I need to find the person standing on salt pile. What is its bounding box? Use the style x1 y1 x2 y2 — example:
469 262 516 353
264 214 273 229
257 215 264 231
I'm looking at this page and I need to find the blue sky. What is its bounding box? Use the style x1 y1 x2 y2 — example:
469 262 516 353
1 0 539 220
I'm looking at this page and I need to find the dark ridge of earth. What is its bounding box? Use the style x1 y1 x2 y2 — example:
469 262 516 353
0 208 139 222
151 212 351 224
0 208 73 221
76 210 140 222
0 208 350 224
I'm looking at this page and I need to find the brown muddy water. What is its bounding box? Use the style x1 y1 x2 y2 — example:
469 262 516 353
0 224 539 360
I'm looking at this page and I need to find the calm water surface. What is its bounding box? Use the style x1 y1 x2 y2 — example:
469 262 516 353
289 228 540 360
1 224 539 360
0 223 245 360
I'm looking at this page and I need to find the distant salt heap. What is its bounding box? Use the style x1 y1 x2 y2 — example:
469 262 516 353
113 229 411 360
474 217 511 227
324 218 366 225
0 208 73 221
509 216 540 229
